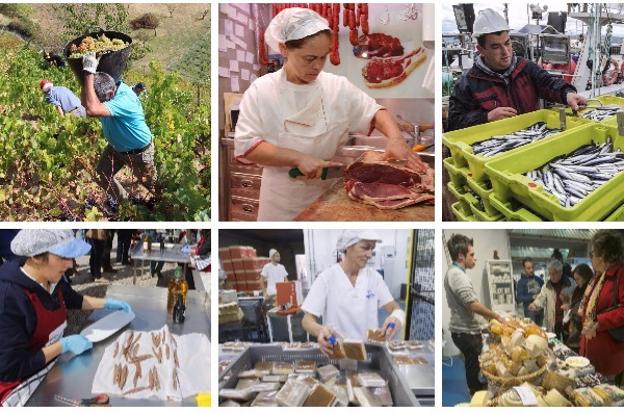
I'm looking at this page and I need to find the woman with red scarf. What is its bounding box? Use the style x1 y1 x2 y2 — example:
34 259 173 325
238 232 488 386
579 230 624 384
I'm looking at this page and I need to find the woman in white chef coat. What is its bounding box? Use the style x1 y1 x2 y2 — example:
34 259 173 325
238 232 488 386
235 8 426 221
301 230 405 356
261 248 288 300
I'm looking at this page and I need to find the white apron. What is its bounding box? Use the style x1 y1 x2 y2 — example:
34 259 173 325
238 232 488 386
257 75 350 221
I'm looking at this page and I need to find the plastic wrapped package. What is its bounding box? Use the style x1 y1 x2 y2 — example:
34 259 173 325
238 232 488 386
303 383 337 406
238 369 261 379
250 382 281 392
251 390 280 407
262 375 288 383
543 389 573 407
593 384 624 406
572 387 604 407
275 378 314 406
367 329 386 342
294 360 317 373
254 361 273 375
272 362 294 375
221 399 241 407
356 372 386 387
367 386 393 406
235 378 259 390
317 364 340 382
219 387 256 402
342 340 367 360
330 384 349 407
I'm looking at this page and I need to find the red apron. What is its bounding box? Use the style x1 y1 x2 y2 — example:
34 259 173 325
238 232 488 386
0 287 67 403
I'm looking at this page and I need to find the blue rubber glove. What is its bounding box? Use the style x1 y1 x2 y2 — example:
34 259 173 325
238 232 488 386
60 335 93 355
104 298 132 313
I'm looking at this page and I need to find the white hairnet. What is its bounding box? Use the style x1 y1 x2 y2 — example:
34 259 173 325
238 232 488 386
336 230 382 252
11 229 91 258
269 248 279 258
265 7 330 52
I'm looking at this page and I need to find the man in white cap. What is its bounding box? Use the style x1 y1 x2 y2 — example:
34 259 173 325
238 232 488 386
260 248 288 303
0 230 132 406
39 79 85 117
447 8 586 130
301 230 404 355
234 7 426 221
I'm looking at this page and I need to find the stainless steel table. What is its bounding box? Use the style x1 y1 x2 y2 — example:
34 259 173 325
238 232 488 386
27 285 210 407
394 345 435 405
129 243 193 284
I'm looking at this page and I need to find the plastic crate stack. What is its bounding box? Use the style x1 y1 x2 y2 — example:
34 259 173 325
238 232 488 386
443 106 624 221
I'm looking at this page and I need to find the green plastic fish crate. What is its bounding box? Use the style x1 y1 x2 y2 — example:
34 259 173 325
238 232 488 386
443 156 470 188
489 193 545 221
569 95 624 125
605 202 624 221
485 123 624 221
443 109 588 181
470 201 505 221
447 181 476 216
466 175 498 217
451 202 476 221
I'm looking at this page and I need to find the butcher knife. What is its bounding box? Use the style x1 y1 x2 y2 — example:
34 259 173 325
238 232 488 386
288 166 344 180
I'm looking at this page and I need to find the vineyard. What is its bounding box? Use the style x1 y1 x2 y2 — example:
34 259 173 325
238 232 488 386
0 31 210 221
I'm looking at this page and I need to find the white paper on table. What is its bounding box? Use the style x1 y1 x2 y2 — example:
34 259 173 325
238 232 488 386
246 51 254 64
218 35 227 52
229 60 239 72
241 69 250 81
235 23 244 37
236 50 246 62
230 77 240 92
91 326 210 401
218 67 230 78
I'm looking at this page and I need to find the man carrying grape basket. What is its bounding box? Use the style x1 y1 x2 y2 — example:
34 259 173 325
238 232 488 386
79 51 158 214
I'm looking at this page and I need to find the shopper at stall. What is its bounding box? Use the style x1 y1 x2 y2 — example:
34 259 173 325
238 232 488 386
261 249 288 303
301 230 404 353
579 230 624 381
563 263 593 352
552 248 573 281
444 234 505 396
80 53 158 212
447 8 587 131
528 258 576 339
0 230 132 406
516 257 544 325
234 8 427 220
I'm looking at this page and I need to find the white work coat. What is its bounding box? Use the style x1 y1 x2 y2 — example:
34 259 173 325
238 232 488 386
261 262 288 296
301 263 394 341
234 69 382 221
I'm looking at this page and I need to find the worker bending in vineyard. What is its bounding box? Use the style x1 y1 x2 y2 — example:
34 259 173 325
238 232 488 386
79 52 158 213
39 80 85 117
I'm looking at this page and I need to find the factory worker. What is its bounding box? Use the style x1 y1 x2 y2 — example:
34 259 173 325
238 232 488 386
261 248 288 300
235 8 427 221
0 230 132 406
301 230 405 356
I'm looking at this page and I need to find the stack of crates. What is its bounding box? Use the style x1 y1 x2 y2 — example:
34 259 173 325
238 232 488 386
443 109 589 221
219 246 270 292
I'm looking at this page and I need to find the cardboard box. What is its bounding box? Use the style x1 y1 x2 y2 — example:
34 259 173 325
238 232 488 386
231 258 246 272
246 269 262 281
242 258 257 271
242 246 257 258
222 259 234 272
228 246 246 259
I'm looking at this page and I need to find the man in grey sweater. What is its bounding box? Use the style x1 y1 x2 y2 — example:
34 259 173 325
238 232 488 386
444 234 505 395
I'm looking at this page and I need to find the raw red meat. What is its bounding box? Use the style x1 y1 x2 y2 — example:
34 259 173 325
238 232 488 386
362 48 426 88
358 33 404 57
344 152 434 210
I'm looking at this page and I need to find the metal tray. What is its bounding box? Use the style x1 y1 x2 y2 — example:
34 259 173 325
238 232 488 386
219 344 419 406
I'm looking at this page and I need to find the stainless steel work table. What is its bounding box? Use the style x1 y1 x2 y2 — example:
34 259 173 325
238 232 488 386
27 285 210 406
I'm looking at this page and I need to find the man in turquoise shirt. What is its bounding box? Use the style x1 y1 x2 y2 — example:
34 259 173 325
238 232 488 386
80 52 158 213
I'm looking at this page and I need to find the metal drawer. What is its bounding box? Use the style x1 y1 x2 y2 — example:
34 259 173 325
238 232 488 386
230 173 261 200
230 196 259 221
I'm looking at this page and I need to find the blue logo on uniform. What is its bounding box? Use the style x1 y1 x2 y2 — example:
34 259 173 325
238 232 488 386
366 289 375 299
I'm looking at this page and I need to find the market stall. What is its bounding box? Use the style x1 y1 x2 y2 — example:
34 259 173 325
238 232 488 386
218 3 435 222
